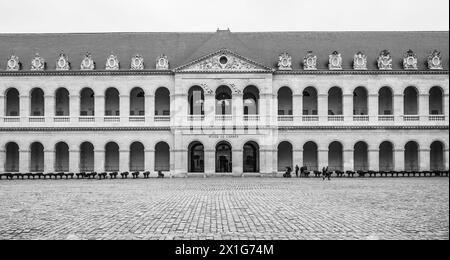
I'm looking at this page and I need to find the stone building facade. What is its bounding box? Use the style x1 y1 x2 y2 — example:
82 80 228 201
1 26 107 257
0 30 448 176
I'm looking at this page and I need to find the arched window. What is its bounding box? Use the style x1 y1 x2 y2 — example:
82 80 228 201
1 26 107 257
328 87 343 115
105 88 120 116
130 88 145 116
302 87 318 116
188 86 204 115
216 86 232 115
80 88 95 116
30 142 44 172
130 142 145 171
5 88 20 117
430 141 444 171
243 141 259 172
216 141 232 173
378 87 393 115
30 88 44 116
404 141 419 171
429 87 443 115
404 87 418 115
354 142 368 171
155 142 170 172
379 141 394 171
188 141 204 173
5 142 19 172
277 141 293 172
328 141 343 171
105 142 120 171
155 87 170 116
303 141 318 171
277 87 292 116
353 87 368 115
55 142 69 172
80 142 94 172
243 86 259 115
55 88 70 116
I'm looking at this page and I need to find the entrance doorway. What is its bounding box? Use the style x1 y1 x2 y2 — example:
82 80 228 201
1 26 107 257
243 141 259 172
188 141 204 172
216 141 232 173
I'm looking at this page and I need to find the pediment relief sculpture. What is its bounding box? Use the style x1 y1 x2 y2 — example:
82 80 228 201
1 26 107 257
377 50 392 70
6 55 20 71
80 53 95 70
353 52 367 70
403 49 418 70
180 51 266 72
303 51 317 70
56 53 70 71
328 51 342 70
31 53 45 71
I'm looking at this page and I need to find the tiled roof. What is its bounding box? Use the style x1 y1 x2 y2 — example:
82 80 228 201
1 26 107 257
0 30 448 71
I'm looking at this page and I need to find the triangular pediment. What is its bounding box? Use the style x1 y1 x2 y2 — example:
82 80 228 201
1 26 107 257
175 49 273 72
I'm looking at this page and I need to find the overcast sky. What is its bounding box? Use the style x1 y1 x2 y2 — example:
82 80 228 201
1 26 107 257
0 0 448 33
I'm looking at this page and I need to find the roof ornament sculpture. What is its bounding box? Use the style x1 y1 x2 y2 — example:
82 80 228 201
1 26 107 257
303 51 317 70
30 53 45 71
403 49 418 70
105 53 120 70
130 54 144 70
80 53 95 70
328 51 342 70
353 51 367 70
6 55 20 71
427 50 443 70
377 50 392 70
55 52 70 71
277 52 292 70
156 54 169 70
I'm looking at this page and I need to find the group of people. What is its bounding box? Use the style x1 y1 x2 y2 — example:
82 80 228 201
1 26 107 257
283 165 332 181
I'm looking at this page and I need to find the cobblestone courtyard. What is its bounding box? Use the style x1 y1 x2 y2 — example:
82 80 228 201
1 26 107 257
0 177 448 240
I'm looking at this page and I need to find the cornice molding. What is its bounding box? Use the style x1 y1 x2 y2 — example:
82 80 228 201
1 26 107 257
0 70 173 77
0 127 171 131
278 125 449 130
274 70 449 76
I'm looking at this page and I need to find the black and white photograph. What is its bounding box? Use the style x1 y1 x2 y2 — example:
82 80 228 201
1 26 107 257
0 0 448 247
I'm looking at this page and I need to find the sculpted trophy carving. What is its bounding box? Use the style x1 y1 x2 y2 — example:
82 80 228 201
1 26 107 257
427 50 443 70
105 53 120 70
131 54 144 70
303 51 317 70
80 53 95 70
377 50 392 70
6 55 20 71
403 49 418 70
278 52 292 70
30 53 45 71
55 53 70 71
328 51 342 70
353 51 367 70
156 54 169 70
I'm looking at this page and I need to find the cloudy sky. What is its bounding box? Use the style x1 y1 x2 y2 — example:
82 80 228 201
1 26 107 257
0 0 448 33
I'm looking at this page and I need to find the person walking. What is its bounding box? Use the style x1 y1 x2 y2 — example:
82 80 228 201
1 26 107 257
295 165 300 178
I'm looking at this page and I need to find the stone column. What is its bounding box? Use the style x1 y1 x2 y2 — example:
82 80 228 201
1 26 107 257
232 149 243 177
368 148 379 171
119 149 130 172
20 95 30 123
419 148 430 171
419 93 429 121
44 149 55 173
343 93 353 121
368 94 378 121
318 94 328 122
145 149 155 172
0 149 5 173
70 95 80 119
94 95 105 118
393 94 404 121
44 95 54 118
343 148 354 171
145 94 154 121
233 93 243 126
293 93 303 123
120 95 130 119
69 149 80 173
259 93 272 126
173 148 187 177
94 149 105 172
293 149 303 169
318 148 328 170
204 149 215 176
394 148 405 171
443 93 449 118
19 149 30 173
